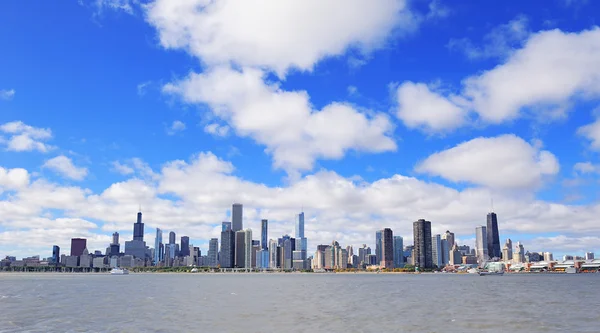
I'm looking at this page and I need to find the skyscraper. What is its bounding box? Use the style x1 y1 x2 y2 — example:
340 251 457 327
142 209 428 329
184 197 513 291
502 238 513 261
475 226 488 263
154 228 163 264
70 238 87 256
52 245 60 265
235 230 246 268
112 232 119 245
394 236 404 268
222 221 232 232
220 228 235 268
375 230 383 265
261 219 268 250
133 210 144 241
486 212 501 259
169 231 176 244
232 203 243 232
269 239 278 268
207 238 219 267
413 219 433 269
381 228 394 268
244 229 253 268
295 212 307 261
296 212 304 239
514 242 525 263
431 234 442 268
442 230 455 248
180 236 190 257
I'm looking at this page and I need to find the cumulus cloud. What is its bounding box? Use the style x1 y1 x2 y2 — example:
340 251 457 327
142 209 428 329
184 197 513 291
164 66 396 173
166 120 186 135
111 161 135 175
145 0 415 77
573 162 598 174
0 121 55 153
0 89 15 100
0 167 30 191
43 156 89 181
204 123 230 137
416 134 560 189
577 112 600 150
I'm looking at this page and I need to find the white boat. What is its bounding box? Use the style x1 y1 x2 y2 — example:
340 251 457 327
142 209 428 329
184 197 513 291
110 268 129 275
478 262 505 276
566 267 577 274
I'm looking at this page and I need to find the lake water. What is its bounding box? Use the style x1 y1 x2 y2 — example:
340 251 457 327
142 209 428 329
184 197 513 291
1 273 599 332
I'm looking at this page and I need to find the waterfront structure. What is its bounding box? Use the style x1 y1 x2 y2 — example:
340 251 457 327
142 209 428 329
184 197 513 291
235 230 246 268
261 219 268 250
70 238 87 256
502 239 513 261
232 203 243 232
380 228 394 268
586 252 595 260
375 230 382 265
134 210 144 241
180 236 190 257
432 234 442 268
475 226 488 263
393 236 404 268
207 238 218 267
486 212 501 259
169 231 176 245
51 245 60 265
413 219 433 269
220 228 235 268
514 242 526 263
222 222 232 232
154 228 163 264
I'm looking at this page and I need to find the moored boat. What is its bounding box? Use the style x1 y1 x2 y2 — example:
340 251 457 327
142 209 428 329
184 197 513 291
110 268 129 275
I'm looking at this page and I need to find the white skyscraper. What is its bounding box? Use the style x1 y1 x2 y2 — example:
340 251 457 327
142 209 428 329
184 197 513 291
244 229 253 269
431 234 442 268
475 226 488 264
514 242 526 263
269 239 278 268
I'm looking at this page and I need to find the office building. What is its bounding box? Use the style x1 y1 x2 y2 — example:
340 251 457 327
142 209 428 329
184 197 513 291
295 212 308 261
543 252 553 262
222 222 232 232
51 245 60 265
432 234 442 268
169 231 176 245
112 232 119 246
586 252 595 260
235 230 246 268
502 239 513 261
392 237 403 268
450 243 462 264
475 226 488 263
381 228 394 268
70 238 87 256
269 239 278 268
261 219 268 250
180 236 190 257
514 242 526 263
207 238 218 267
134 210 144 241
154 228 163 264
486 212 501 259
220 229 235 268
413 219 433 269
232 203 243 232
442 230 455 248
375 230 382 265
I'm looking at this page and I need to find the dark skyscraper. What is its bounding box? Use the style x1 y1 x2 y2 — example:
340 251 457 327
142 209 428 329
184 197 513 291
261 219 268 250
220 229 235 268
232 203 243 232
133 210 144 241
70 238 86 256
52 245 60 265
180 236 190 257
375 230 382 264
486 212 501 259
235 230 246 268
413 219 433 269
169 231 176 245
381 228 394 268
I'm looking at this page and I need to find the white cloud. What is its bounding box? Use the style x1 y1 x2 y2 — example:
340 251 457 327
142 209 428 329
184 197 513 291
204 123 230 137
573 162 598 174
448 15 529 60
145 0 415 77
43 156 89 181
0 167 29 191
166 120 186 135
578 113 600 150
164 66 396 174
416 134 559 189
395 81 468 132
111 161 135 175
0 89 15 100
396 27 600 132
0 121 55 153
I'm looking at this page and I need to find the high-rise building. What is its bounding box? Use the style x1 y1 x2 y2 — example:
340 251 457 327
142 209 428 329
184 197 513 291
169 231 176 244
235 230 246 268
52 245 60 265
586 252 595 260
381 228 394 268
431 234 442 268
134 210 144 241
154 228 163 264
222 222 232 232
207 238 218 267
502 239 513 261
269 239 278 268
442 230 455 248
180 236 190 257
413 219 433 269
296 212 304 239
393 237 404 268
244 230 253 268
112 232 119 245
261 219 268 250
440 239 449 265
514 242 525 263
543 252 553 262
232 203 243 232
295 212 307 261
70 238 87 256
475 226 488 263
450 243 462 264
441 230 454 264
220 229 235 268
375 230 383 265
486 212 501 259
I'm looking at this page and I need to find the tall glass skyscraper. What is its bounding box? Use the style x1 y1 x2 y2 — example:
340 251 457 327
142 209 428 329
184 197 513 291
154 228 163 264
220 229 235 268
235 230 246 268
431 234 442 268
295 212 307 261
375 230 382 264
413 219 433 269
169 231 176 244
393 236 404 268
70 238 87 256
261 219 268 250
475 226 488 263
52 245 60 265
295 212 304 239
244 229 253 268
207 238 219 267
222 221 232 232
180 236 190 257
486 212 501 259
232 203 243 232
133 210 144 241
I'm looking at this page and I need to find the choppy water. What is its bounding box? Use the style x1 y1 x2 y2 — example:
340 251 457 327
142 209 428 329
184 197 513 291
1 273 599 332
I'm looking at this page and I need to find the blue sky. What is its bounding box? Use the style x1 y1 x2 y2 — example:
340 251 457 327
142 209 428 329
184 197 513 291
1 0 600 259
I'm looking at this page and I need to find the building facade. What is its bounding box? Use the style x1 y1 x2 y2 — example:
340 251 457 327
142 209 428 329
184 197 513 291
413 219 433 269
381 228 394 268
232 203 243 232
393 236 404 268
475 226 488 263
431 234 442 268
486 212 501 259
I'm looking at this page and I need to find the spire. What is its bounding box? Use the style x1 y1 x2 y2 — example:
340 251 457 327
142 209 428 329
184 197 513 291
490 197 494 213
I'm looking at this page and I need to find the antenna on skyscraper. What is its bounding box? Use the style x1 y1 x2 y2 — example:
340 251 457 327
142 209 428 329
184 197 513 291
491 197 494 213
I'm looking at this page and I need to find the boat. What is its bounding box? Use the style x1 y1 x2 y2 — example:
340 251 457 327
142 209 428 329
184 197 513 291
478 262 505 276
191 268 198 273
566 267 577 274
110 268 129 275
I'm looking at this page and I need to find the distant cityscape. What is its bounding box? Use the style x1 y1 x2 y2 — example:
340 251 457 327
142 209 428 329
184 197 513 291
2 203 599 273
